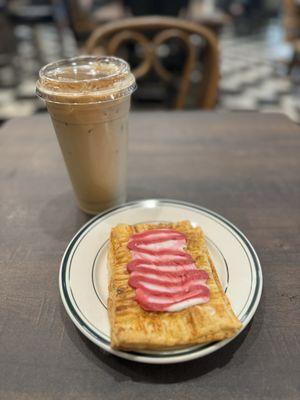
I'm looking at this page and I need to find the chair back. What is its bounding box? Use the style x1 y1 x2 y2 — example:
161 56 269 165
85 16 219 109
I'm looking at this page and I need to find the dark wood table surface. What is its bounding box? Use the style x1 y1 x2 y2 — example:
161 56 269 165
0 111 299 400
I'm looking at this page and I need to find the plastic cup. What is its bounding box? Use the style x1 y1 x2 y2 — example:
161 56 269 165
36 56 136 214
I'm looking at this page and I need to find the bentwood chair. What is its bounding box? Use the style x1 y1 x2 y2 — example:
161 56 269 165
84 16 219 109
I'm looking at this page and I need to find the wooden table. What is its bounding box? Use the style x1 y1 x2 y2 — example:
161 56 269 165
0 112 299 400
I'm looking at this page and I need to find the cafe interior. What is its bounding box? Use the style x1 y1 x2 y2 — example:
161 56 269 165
1 1 300 397
0 0 299 123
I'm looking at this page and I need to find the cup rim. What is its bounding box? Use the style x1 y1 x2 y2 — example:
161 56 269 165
38 55 130 84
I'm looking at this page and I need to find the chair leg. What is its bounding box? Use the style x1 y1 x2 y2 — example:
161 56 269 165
287 47 298 75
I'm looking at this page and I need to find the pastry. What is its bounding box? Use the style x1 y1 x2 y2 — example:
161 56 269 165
108 220 242 350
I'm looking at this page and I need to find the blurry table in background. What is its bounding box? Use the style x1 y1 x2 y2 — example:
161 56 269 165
0 111 299 400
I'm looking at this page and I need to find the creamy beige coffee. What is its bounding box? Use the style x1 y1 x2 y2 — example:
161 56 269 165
36 56 136 214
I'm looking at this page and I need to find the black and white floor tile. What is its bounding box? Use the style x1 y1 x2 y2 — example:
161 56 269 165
219 22 300 122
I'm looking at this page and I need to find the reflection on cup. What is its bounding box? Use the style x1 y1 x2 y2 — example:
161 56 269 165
36 56 136 215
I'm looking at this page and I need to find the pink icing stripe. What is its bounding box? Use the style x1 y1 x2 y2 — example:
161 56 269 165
127 262 195 274
127 258 193 268
128 241 191 257
135 287 210 312
129 277 208 297
131 229 186 240
129 269 209 288
129 234 186 246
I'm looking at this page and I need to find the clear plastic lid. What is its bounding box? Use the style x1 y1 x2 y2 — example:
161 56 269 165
36 56 136 104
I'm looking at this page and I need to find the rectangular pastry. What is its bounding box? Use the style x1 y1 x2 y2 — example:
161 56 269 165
108 220 242 350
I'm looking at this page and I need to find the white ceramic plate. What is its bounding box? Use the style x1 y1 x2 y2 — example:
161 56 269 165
59 199 262 364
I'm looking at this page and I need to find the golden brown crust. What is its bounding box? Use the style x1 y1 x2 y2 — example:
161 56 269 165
108 220 242 350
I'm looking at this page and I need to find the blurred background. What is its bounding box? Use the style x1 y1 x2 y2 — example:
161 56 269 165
0 0 300 123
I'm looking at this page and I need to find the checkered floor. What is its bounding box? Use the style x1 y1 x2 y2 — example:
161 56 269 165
219 22 300 122
0 18 299 122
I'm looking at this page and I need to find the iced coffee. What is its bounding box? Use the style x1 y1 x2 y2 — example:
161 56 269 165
36 56 136 214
